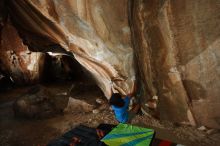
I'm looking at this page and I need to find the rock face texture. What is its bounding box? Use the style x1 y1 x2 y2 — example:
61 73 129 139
0 0 219 128
6 0 135 98
0 21 45 84
13 85 68 118
129 0 220 128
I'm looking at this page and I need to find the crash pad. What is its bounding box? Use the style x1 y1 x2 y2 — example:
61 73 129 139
101 123 155 146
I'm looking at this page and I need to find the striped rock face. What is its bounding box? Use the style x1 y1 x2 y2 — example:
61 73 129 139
0 0 219 128
129 0 220 128
5 0 135 98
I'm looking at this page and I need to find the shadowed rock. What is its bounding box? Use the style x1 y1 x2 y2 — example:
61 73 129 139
13 85 69 119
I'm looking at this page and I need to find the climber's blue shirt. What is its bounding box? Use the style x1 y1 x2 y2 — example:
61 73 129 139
112 96 130 123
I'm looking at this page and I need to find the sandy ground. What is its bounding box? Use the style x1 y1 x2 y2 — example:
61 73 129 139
0 83 220 146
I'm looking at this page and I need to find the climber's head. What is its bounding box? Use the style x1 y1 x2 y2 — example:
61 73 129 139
109 93 125 107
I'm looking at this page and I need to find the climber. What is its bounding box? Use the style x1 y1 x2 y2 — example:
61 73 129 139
109 82 140 123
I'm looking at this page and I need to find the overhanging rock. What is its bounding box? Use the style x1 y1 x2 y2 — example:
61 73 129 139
7 0 135 98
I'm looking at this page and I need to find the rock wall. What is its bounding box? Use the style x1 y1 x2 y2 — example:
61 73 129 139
6 0 135 98
0 0 219 128
129 0 220 128
0 21 45 84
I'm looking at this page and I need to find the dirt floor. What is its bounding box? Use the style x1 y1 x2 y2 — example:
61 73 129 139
0 82 220 146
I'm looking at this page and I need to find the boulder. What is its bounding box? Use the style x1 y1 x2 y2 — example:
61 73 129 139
13 85 69 118
64 97 94 114
1 0 219 128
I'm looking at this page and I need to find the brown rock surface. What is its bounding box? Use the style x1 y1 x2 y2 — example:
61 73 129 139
0 0 219 128
129 0 220 128
7 0 135 98
13 85 69 118
0 21 45 84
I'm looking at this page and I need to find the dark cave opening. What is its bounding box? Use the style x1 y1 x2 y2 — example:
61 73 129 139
41 53 105 103
42 54 87 83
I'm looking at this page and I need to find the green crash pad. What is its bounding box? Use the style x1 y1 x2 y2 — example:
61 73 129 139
101 123 155 146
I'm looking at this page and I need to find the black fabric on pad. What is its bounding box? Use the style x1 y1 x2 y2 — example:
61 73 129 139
97 124 116 134
47 137 71 146
47 124 107 146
